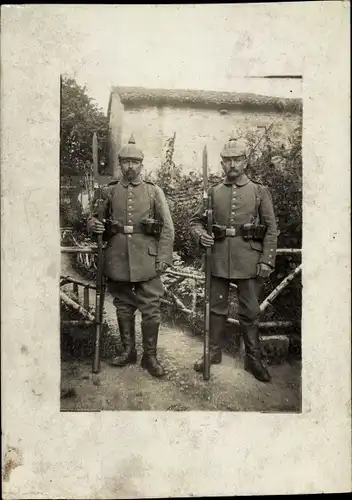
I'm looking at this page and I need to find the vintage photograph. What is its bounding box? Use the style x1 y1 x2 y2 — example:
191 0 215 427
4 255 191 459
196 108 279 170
3 3 350 498
60 77 303 412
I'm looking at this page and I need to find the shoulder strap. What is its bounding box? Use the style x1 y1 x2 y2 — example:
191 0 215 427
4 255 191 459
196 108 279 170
108 179 119 186
208 181 220 198
146 182 156 218
102 181 119 219
144 179 156 187
253 182 262 224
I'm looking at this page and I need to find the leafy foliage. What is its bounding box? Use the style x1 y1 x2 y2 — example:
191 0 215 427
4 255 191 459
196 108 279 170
60 76 110 227
60 76 109 176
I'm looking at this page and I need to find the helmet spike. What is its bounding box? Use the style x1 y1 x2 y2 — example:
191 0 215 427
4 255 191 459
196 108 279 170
118 134 144 161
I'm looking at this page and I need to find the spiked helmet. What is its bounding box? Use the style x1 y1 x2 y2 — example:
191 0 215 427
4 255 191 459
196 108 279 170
118 134 144 161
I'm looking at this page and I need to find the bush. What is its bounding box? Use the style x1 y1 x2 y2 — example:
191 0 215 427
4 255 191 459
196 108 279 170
60 76 109 229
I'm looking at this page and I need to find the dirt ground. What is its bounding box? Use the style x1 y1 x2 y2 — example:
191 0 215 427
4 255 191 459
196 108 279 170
60 254 301 413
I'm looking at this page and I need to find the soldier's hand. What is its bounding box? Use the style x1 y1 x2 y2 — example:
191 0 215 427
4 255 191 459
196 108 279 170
257 263 273 278
156 260 169 275
88 218 105 234
200 232 214 247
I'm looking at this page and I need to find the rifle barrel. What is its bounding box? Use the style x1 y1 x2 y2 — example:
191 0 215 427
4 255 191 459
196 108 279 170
202 145 211 381
92 132 104 374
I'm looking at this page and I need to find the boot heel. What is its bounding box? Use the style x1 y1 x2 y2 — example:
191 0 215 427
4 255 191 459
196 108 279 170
244 356 271 383
141 355 164 377
115 316 136 366
141 322 165 377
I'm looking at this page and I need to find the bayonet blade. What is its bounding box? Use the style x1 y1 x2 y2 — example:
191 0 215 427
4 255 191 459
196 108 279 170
92 132 99 182
202 145 208 195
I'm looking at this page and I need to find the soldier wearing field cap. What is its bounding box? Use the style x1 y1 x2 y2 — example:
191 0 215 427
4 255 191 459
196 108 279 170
190 136 278 382
88 135 174 378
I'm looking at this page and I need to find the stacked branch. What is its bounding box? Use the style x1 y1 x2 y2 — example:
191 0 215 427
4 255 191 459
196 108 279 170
60 290 95 322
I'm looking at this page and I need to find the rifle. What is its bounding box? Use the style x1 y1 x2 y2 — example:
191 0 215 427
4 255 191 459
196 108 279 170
92 132 105 374
202 145 212 381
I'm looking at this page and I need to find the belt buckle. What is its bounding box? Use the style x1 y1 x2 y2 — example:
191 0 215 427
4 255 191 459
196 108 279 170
124 225 134 234
226 228 236 237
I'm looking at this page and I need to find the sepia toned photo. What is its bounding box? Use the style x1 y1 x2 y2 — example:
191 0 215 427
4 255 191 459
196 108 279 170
2 4 350 498
60 77 303 412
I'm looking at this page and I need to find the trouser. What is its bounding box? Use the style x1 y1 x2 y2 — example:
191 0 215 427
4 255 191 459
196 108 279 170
107 276 164 324
210 275 263 327
200 275 271 382
107 276 165 377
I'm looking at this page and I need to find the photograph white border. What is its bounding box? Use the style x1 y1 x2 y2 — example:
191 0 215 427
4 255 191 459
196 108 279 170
1 3 350 497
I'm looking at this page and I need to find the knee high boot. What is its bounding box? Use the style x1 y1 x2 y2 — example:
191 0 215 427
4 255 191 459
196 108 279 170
194 313 224 372
141 322 165 378
242 325 271 383
110 315 137 367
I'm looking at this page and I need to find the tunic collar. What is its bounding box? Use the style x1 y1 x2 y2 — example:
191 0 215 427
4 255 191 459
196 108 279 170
120 175 143 187
222 173 250 187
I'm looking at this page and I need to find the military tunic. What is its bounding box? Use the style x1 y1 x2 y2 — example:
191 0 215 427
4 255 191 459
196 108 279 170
91 177 174 283
190 174 278 278
88 176 174 323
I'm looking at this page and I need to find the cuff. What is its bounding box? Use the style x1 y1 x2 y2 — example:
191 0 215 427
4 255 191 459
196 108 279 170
259 260 275 269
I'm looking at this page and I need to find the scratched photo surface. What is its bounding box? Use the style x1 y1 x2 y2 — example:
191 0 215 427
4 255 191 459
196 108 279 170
2 3 350 498
60 76 303 413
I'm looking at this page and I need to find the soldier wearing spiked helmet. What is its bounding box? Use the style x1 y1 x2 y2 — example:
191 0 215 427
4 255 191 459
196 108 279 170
190 135 278 383
88 135 174 378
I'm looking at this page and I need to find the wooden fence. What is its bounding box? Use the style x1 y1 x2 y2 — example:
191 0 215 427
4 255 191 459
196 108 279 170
60 246 301 332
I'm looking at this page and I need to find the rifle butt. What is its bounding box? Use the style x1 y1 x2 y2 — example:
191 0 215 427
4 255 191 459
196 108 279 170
203 302 211 380
203 247 212 381
92 321 102 373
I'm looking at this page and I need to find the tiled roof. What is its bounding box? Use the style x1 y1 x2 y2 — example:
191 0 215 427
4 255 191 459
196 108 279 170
110 86 302 113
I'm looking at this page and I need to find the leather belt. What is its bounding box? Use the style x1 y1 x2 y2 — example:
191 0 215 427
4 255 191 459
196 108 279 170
111 224 144 235
225 224 244 237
